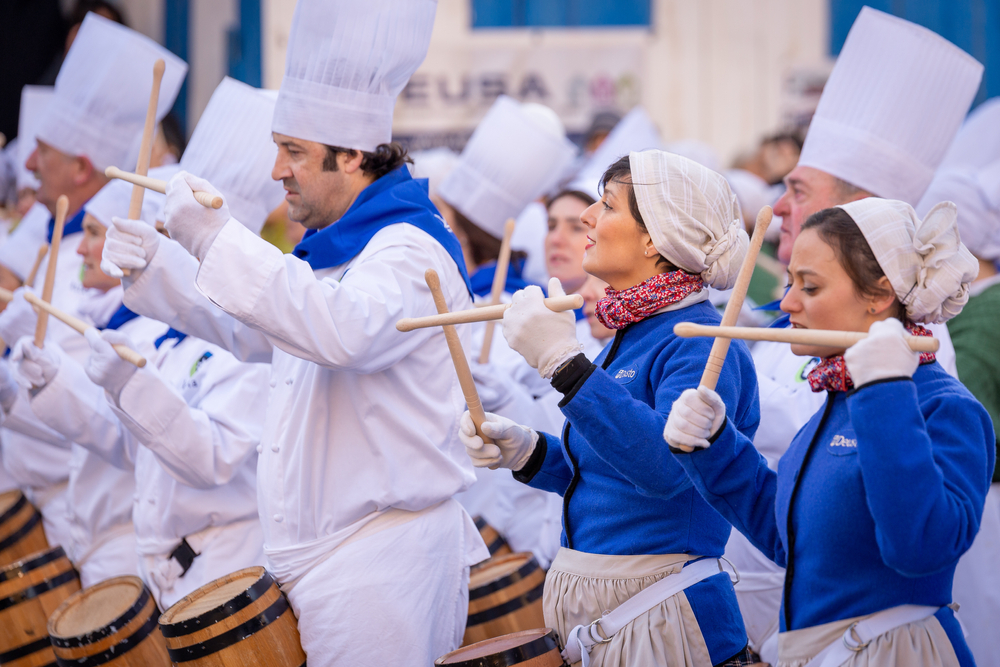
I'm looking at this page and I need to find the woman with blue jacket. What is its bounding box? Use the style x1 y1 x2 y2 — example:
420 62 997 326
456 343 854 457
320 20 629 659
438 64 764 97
459 150 760 666
666 198 994 666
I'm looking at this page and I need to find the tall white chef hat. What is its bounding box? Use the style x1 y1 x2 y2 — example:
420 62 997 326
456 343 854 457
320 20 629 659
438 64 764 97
271 0 436 153
917 162 1000 263
33 13 187 173
409 147 460 198
797 7 983 206
0 202 49 281
629 149 748 290
16 86 53 191
568 105 665 200
838 197 978 323
85 166 177 230
180 78 284 234
940 98 1000 171
437 95 577 239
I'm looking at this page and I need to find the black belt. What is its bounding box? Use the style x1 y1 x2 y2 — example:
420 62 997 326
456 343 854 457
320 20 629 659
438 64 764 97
169 537 199 576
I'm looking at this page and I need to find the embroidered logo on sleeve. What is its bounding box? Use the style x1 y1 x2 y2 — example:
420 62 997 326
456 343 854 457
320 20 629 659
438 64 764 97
613 365 638 383
827 434 858 456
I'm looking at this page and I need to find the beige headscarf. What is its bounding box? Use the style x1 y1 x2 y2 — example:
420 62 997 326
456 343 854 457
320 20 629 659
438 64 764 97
838 198 978 323
628 150 749 290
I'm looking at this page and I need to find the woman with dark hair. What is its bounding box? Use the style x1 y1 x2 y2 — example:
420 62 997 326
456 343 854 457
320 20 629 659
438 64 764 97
666 198 993 666
459 150 760 666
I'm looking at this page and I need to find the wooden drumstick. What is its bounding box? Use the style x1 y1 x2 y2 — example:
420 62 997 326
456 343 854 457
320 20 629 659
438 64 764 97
23 292 146 367
104 167 224 209
700 206 773 391
25 243 49 288
396 294 583 332
121 59 166 278
424 269 495 450
478 219 516 364
34 196 68 348
675 322 939 353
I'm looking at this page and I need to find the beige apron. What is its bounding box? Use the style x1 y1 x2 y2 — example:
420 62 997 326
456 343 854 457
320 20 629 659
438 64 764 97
543 548 715 667
777 611 960 667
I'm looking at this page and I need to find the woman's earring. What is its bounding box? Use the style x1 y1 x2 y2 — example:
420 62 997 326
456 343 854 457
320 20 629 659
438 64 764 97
869 307 877 314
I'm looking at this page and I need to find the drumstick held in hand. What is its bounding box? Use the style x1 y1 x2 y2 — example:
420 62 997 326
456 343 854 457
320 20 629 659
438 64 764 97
25 244 48 288
699 206 773 390
396 294 583 332
424 269 496 455
478 219 516 364
23 292 146 367
104 167 223 209
34 196 68 349
675 322 939 353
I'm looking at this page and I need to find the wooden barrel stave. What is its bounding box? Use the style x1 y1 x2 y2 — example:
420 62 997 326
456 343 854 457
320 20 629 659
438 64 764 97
438 628 566 666
0 547 80 667
0 491 50 567
464 553 546 646
473 515 511 557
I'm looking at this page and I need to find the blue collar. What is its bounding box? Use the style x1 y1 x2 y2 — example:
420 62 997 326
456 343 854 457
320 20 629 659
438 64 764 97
757 286 790 328
100 303 140 331
154 328 188 350
48 206 86 243
292 167 472 297
469 258 535 298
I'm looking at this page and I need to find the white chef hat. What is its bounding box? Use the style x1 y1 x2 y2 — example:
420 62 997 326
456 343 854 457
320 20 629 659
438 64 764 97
180 78 283 234
917 162 1000 263
629 149 748 290
16 86 53 191
838 197 978 323
437 95 577 238
409 147 460 198
85 165 177 229
940 97 1000 171
725 168 773 224
664 140 721 173
0 202 49 281
271 0 436 153
798 7 983 206
568 105 664 200
33 13 187 173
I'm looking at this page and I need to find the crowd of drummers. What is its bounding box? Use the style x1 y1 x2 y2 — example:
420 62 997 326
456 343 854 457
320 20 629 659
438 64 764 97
0 1 999 666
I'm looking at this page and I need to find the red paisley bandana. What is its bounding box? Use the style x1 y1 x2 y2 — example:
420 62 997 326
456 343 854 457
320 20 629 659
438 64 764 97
595 270 705 330
807 323 936 393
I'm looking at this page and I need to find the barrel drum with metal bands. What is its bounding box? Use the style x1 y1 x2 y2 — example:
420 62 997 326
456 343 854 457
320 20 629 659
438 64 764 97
464 552 546 646
0 546 81 667
48 575 170 666
437 628 566 666
473 516 511 558
0 490 50 567
158 566 306 666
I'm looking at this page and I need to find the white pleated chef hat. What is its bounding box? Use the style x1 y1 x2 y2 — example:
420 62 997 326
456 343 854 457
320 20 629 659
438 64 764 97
629 149 748 290
838 198 978 323
271 0 436 153
179 78 284 234
0 202 50 281
798 7 982 206
437 95 577 239
409 147 460 198
917 162 1000 263
568 105 664 200
33 13 187 173
940 98 1000 171
16 86 54 191
85 165 178 230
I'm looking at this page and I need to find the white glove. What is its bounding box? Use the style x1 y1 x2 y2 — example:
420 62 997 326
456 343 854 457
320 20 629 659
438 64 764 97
10 336 60 391
458 410 539 470
101 216 161 280
502 277 583 379
83 329 138 400
0 288 39 350
844 317 919 388
664 386 727 452
0 359 19 413
163 172 231 260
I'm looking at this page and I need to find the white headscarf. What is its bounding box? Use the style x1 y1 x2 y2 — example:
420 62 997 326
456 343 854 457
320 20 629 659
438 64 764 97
628 150 748 290
838 198 977 323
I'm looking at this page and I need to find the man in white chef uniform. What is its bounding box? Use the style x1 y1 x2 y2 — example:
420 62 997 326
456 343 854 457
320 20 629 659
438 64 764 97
0 13 186 585
730 8 983 663
100 1 489 663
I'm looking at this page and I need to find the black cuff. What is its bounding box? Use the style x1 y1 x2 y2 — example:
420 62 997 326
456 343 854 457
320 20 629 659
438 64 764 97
668 416 728 455
551 353 592 394
847 375 914 396
513 432 547 484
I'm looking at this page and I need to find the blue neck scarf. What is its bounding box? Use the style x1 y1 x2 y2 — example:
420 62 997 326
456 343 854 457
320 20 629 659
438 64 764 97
469 258 534 299
154 328 188 350
100 304 140 331
292 167 472 296
48 207 86 243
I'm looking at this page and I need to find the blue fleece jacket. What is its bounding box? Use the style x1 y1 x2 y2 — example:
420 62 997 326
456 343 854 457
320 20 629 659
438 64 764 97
517 299 761 664
676 362 994 666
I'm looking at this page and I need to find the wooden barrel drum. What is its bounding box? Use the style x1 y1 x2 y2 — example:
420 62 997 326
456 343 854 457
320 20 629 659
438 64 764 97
438 628 566 666
48 575 170 666
473 515 511 557
158 566 306 666
0 490 49 567
0 546 80 667
465 552 546 646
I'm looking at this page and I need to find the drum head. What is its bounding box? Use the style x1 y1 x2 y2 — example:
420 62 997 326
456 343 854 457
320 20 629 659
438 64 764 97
437 628 557 665
160 566 267 624
50 576 145 638
469 553 534 589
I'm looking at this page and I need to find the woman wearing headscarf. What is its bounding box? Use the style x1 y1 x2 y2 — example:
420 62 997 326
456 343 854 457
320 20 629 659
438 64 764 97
459 150 759 667
666 198 992 666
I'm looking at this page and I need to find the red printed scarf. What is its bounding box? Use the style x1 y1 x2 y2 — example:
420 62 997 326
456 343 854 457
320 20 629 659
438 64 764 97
807 323 936 392
595 270 705 330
